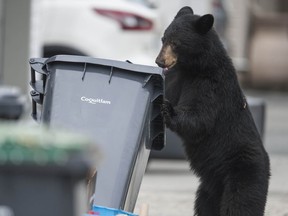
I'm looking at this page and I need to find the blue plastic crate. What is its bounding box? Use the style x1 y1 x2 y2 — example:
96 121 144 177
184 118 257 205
84 205 138 216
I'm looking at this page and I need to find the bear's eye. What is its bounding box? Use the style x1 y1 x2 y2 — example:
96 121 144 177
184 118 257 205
170 40 177 48
161 36 166 43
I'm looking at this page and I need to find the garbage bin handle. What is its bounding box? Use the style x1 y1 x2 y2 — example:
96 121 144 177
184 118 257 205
30 58 48 76
29 58 48 122
30 91 38 121
30 58 48 92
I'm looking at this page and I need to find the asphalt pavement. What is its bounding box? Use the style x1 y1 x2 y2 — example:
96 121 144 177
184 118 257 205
135 89 288 216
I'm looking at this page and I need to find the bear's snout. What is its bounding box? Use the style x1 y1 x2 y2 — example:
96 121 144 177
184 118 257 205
155 55 165 68
155 44 177 70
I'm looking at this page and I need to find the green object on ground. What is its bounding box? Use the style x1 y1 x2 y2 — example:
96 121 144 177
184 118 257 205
0 124 95 165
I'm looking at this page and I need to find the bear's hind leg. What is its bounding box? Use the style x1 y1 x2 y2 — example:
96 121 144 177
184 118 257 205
194 182 222 216
220 178 268 216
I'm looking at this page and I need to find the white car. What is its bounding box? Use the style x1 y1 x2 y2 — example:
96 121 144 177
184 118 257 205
38 0 160 65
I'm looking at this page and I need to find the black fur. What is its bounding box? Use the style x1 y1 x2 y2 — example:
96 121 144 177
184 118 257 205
156 7 270 216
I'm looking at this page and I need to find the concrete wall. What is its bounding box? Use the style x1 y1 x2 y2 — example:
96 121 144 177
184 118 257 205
0 0 31 93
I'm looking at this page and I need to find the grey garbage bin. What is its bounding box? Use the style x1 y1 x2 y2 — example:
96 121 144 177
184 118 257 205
29 55 164 212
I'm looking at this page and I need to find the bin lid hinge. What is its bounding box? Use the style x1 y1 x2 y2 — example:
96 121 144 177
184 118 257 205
142 75 152 87
108 66 114 84
82 63 87 81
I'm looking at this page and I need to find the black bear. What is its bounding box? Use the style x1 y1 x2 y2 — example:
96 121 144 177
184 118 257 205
155 6 270 216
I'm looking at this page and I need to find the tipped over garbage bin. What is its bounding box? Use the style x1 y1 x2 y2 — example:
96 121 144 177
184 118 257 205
29 55 164 212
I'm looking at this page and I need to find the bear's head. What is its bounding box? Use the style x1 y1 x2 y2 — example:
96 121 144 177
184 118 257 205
155 6 216 74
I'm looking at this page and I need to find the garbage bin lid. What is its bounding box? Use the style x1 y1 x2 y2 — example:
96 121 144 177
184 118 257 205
31 55 163 77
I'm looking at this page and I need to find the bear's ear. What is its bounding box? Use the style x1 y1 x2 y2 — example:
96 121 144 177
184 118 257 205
195 14 214 34
175 6 194 19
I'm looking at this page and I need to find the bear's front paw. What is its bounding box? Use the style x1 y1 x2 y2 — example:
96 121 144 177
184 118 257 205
161 99 175 128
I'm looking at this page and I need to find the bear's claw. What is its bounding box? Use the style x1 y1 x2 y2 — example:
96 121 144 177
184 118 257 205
161 100 175 127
